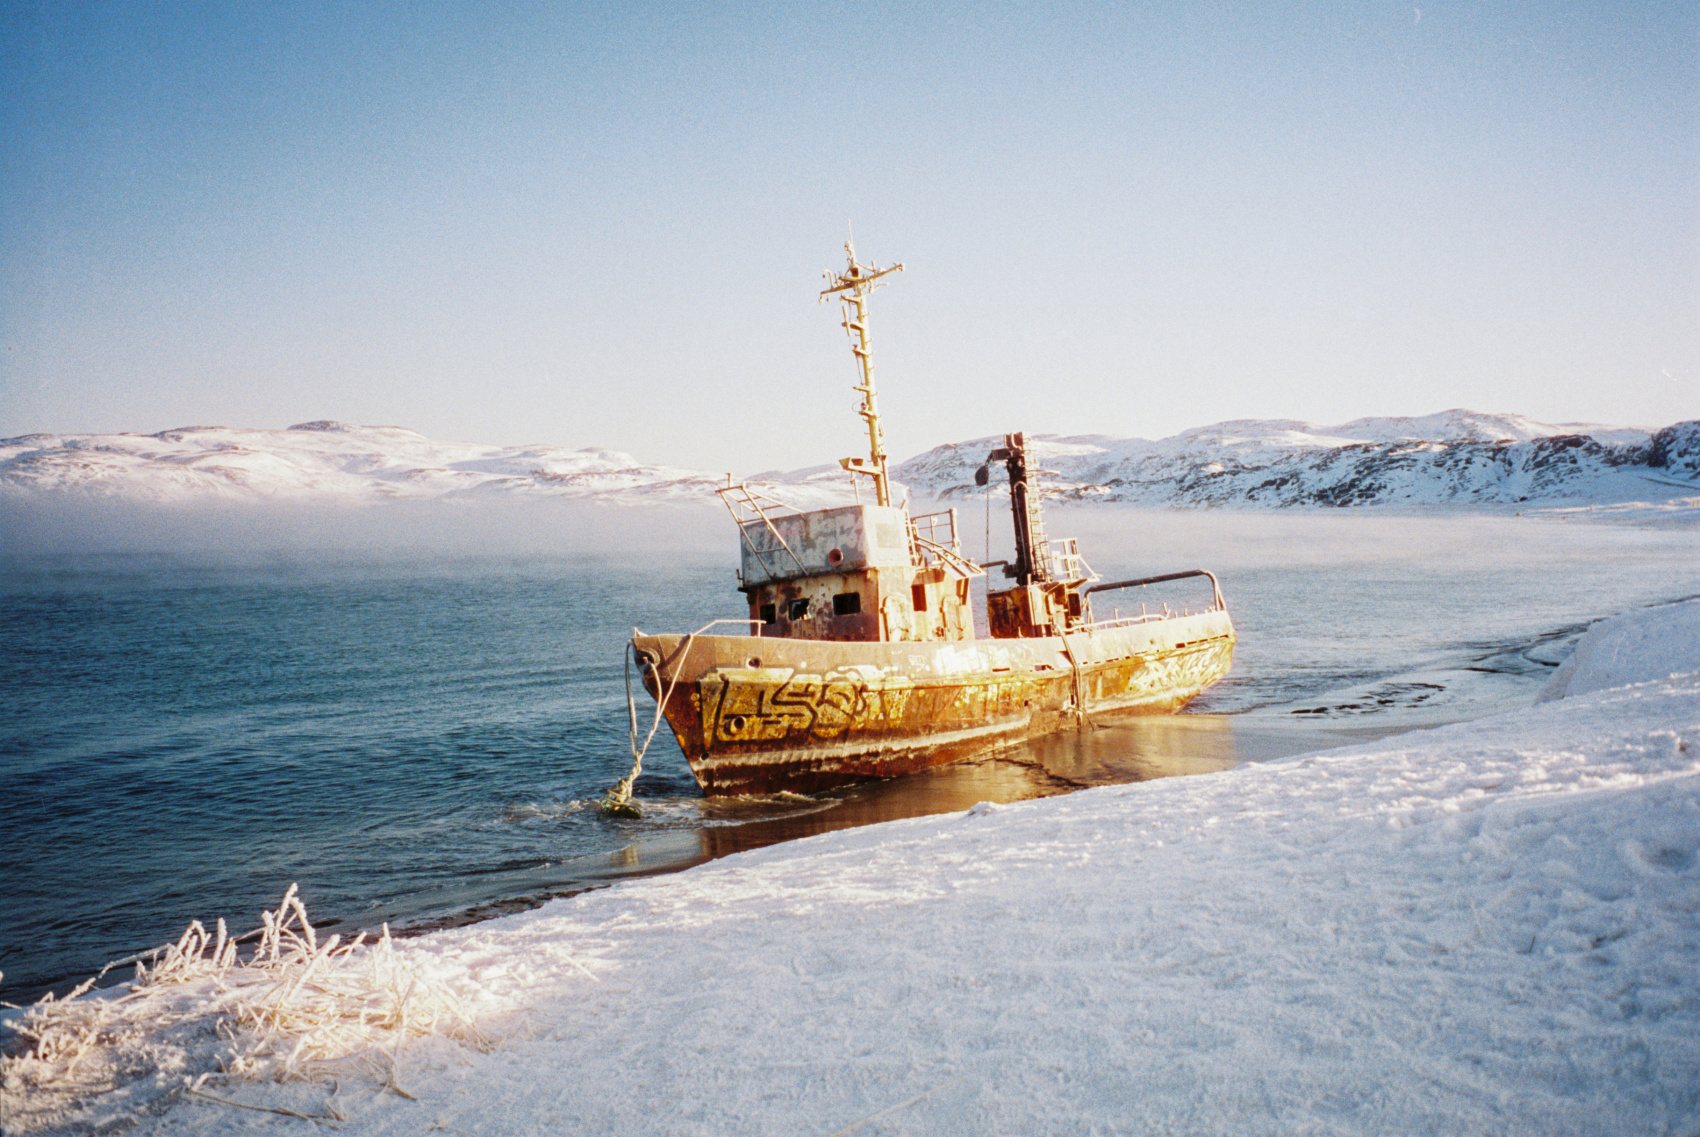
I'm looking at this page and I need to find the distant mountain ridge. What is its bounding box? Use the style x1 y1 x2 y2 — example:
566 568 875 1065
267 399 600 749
2 411 1696 510
894 411 1700 508
0 420 854 508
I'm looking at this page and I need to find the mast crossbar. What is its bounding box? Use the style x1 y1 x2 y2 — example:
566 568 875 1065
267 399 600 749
820 235 904 508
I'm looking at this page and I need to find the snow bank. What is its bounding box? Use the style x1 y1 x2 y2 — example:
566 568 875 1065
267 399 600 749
1538 599 1700 703
7 634 1698 1134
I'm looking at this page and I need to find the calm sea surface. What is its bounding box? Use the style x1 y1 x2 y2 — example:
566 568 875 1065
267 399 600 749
4 509 1698 1003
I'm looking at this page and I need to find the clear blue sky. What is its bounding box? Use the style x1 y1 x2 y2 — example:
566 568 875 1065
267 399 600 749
3 1 1695 471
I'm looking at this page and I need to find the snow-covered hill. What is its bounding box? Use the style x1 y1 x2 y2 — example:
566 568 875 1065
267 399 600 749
0 420 857 509
3 411 1696 510
896 410 1700 508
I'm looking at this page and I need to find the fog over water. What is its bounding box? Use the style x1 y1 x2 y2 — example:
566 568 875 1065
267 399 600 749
4 500 1698 1006
0 497 733 559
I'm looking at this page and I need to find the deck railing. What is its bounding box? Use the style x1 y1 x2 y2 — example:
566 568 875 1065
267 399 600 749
1046 537 1099 585
1079 569 1227 629
907 508 985 578
717 481 810 582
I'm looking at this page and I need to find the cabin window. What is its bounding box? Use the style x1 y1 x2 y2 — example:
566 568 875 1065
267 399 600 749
1067 592 1082 619
956 579 970 603
833 591 861 616
788 598 810 620
911 583 928 612
759 603 776 625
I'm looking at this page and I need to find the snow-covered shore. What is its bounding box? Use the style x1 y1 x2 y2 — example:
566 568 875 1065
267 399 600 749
6 604 1698 1135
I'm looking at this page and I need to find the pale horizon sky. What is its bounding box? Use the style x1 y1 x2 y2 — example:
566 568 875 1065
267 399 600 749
3 2 1696 472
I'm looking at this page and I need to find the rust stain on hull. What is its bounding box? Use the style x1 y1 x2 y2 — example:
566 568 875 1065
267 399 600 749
635 622 1235 797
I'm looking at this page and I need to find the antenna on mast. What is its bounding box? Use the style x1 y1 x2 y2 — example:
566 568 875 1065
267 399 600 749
820 230 903 508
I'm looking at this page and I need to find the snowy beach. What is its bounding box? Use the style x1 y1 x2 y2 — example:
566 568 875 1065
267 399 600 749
7 600 1697 1135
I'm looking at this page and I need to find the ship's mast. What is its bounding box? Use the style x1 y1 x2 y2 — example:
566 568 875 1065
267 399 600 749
978 432 1053 587
821 237 903 508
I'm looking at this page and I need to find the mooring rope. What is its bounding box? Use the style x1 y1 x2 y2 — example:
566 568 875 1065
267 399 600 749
600 640 690 817
600 619 759 817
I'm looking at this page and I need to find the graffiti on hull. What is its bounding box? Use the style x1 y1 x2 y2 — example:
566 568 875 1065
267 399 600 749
1086 640 1235 709
704 670 908 746
700 669 1053 749
695 639 1234 753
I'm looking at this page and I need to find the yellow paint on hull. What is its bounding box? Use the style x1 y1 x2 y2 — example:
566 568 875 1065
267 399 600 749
634 612 1235 796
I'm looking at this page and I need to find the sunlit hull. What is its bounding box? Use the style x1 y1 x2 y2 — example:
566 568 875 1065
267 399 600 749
633 610 1235 797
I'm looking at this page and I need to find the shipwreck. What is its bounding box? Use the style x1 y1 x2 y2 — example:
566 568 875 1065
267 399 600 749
624 242 1235 798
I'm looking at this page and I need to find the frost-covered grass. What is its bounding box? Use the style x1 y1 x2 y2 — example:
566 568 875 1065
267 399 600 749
2 887 493 1134
5 606 1698 1135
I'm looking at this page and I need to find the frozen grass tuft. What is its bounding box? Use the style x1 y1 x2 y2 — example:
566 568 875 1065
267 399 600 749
1 884 494 1133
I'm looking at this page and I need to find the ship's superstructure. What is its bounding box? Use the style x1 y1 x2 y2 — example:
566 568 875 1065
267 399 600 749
723 492 981 643
718 241 986 647
627 241 1236 797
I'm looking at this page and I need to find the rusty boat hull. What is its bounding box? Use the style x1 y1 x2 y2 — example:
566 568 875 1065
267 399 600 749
633 609 1235 797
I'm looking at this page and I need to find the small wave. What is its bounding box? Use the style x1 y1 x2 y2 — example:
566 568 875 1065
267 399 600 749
693 792 841 828
500 800 590 823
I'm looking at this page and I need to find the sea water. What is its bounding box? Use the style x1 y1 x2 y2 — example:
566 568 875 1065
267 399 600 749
4 507 1698 1004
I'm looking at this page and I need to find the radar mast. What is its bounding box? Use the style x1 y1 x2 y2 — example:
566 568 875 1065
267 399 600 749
820 235 903 507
